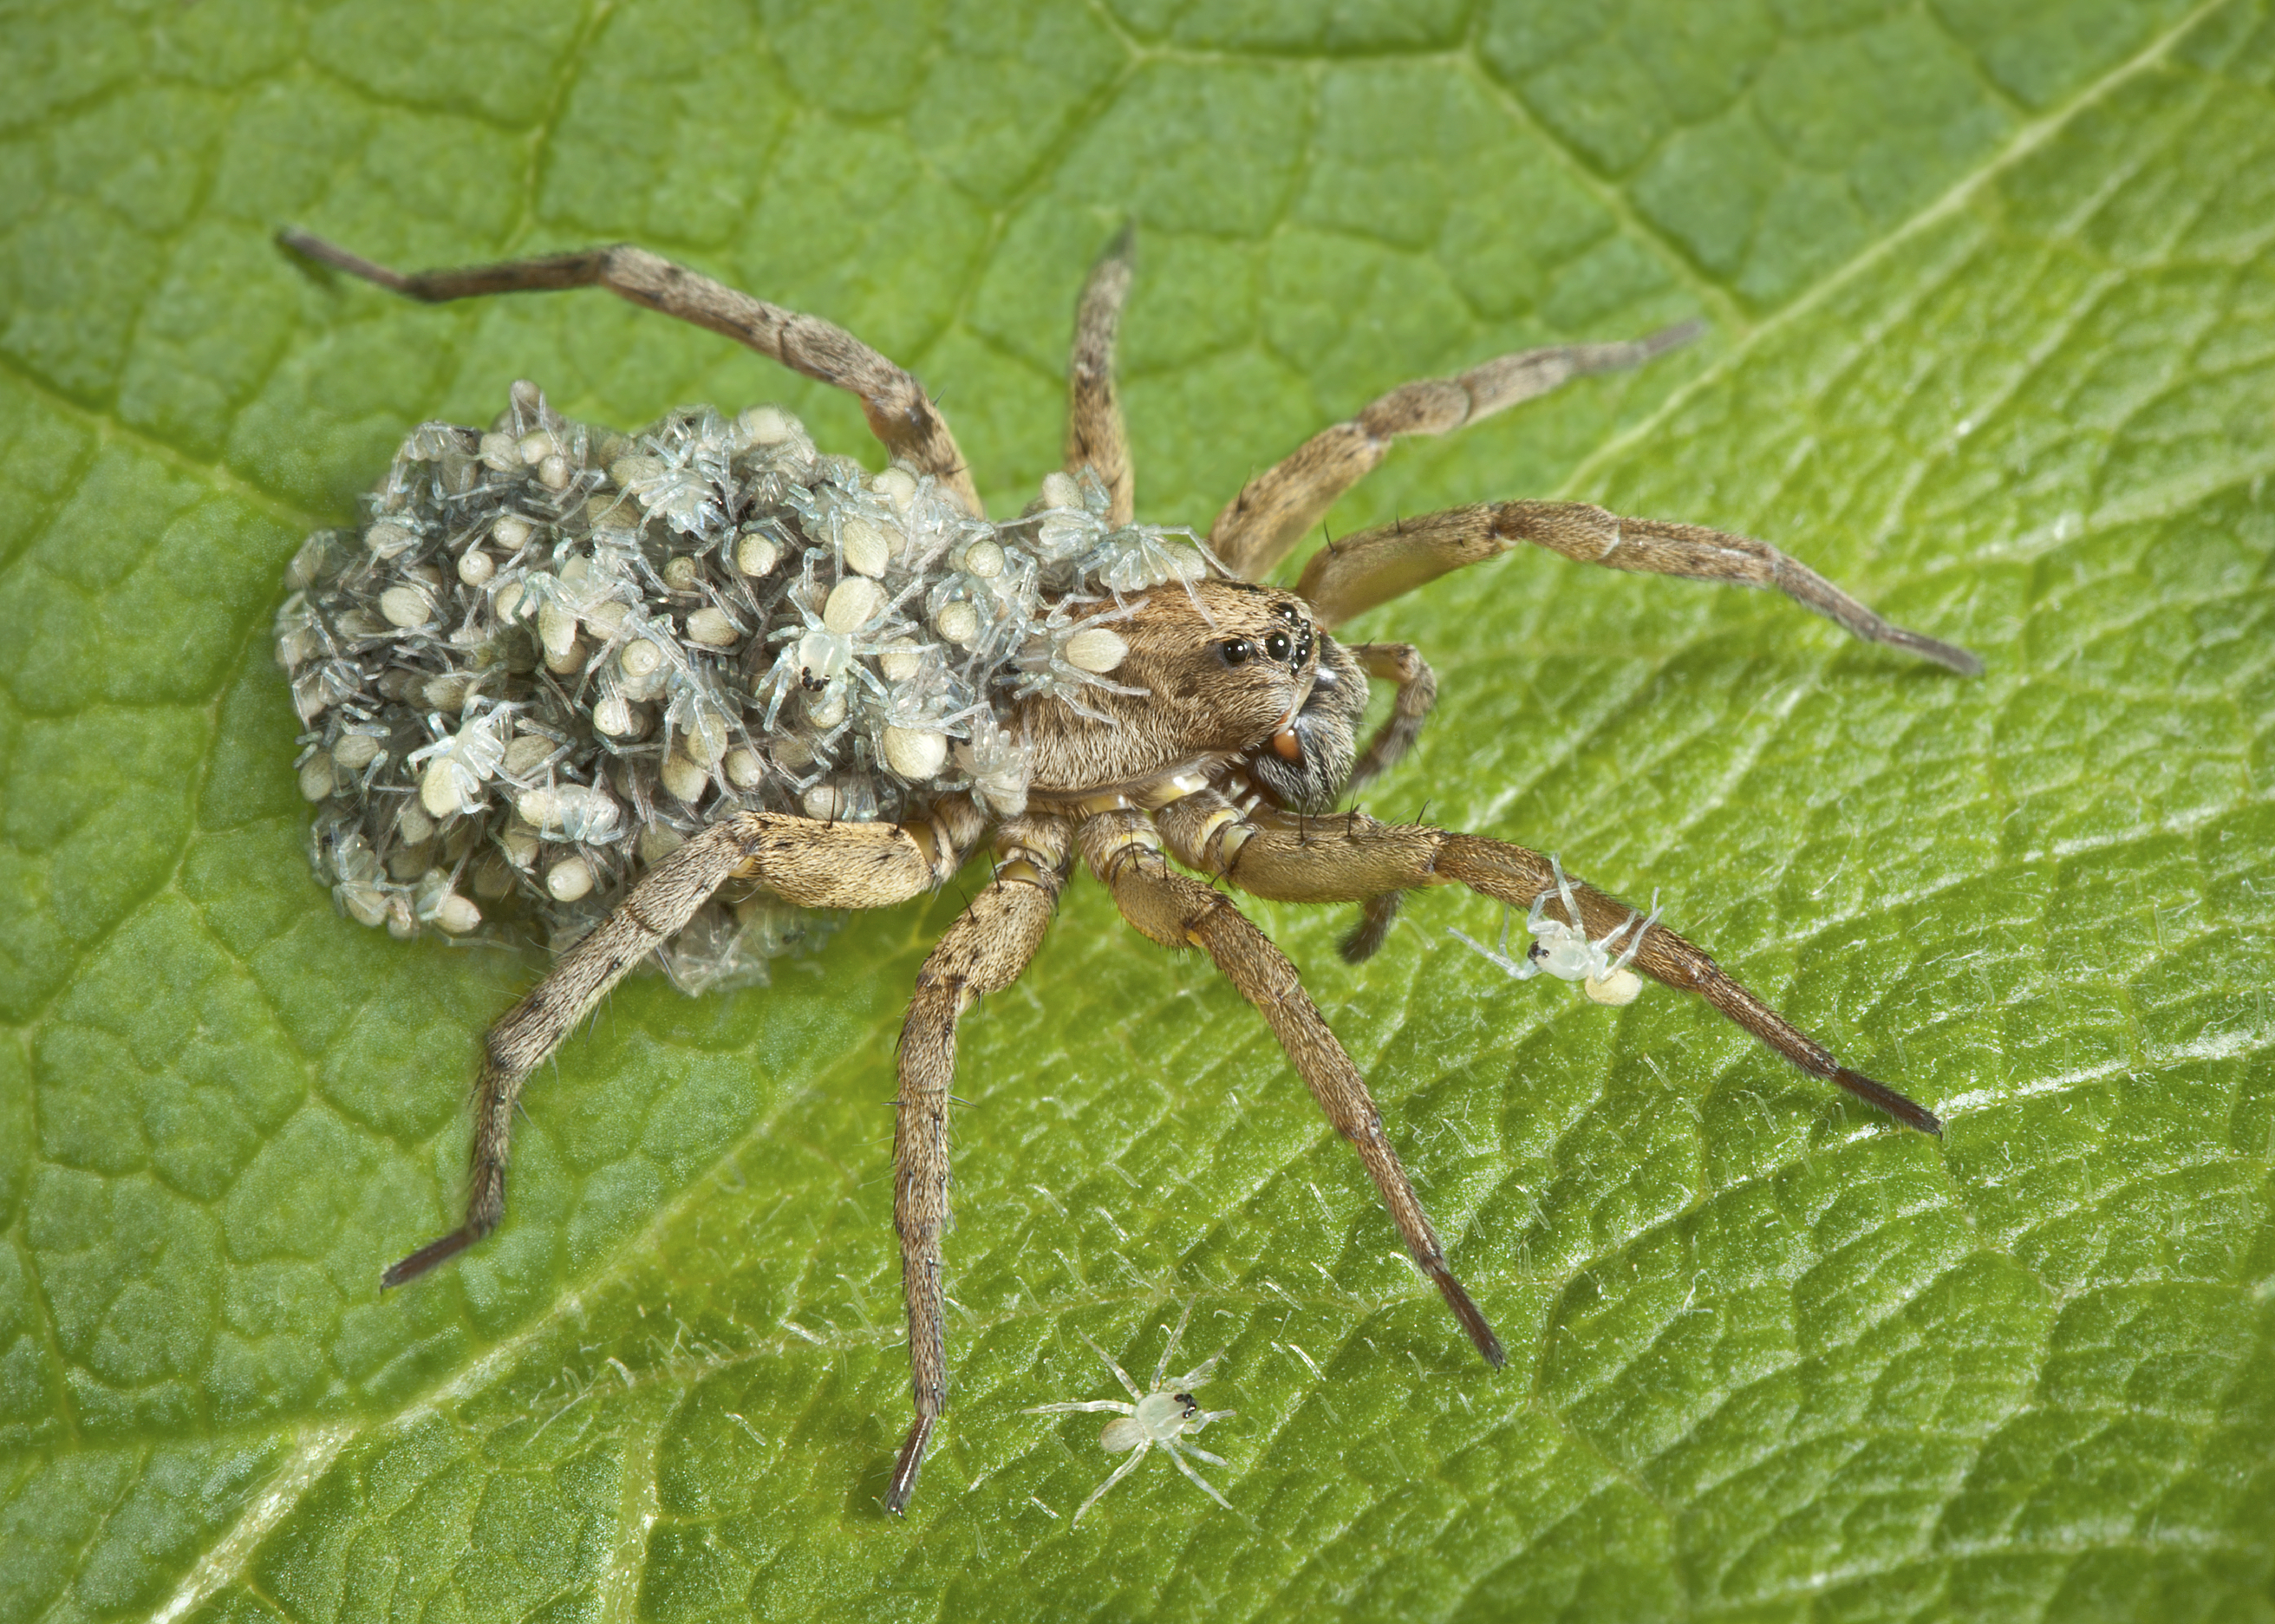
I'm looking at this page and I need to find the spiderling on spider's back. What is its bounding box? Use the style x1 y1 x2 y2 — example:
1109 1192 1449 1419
277 370 1198 992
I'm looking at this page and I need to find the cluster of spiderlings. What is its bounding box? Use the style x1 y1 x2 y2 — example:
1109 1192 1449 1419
275 382 1207 990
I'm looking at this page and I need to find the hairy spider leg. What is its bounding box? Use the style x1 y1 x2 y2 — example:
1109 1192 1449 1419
1151 790 1943 1136
1324 643 1439 967
277 230 983 515
1196 292 1977 674
379 803 983 1286
1065 225 1136 526
1297 499 1983 675
1337 885 1409 966
1209 322 1705 581
887 814 1072 1515
1340 642 1432 795
1078 808 1510 1369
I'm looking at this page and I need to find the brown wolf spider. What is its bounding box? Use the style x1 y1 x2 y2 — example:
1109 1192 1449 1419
279 225 1978 1516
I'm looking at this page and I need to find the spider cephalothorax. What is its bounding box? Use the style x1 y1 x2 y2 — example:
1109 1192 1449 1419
277 226 1979 1516
1017 579 1356 807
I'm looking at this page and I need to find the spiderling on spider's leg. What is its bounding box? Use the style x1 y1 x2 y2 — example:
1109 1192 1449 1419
1449 853 1666 1006
273 222 1974 1517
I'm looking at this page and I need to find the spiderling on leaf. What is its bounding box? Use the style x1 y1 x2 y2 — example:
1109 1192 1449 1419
1027 1303 1237 1525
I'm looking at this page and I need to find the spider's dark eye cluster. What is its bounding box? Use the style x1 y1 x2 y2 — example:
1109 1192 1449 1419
1227 604 1315 669
1268 603 1316 668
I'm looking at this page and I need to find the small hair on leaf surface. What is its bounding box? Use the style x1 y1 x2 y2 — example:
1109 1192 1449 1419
274 222 1973 1516
1027 1302 1237 1524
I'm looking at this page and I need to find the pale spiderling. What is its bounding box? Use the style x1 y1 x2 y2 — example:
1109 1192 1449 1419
1027 1303 1236 1524
1449 854 1666 1006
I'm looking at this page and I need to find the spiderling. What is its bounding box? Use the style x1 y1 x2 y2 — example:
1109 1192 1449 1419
1027 1303 1237 1524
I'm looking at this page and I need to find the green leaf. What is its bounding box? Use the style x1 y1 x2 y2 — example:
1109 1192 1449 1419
3 0 2272 1619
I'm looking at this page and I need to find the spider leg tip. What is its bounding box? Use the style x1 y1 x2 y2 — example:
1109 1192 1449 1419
380 1225 478 1288
1651 316 1710 352
1429 1268 1507 1367
1831 1066 1943 1136
885 1415 935 1516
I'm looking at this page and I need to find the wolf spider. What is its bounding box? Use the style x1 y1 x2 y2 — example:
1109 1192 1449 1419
280 225 1977 1516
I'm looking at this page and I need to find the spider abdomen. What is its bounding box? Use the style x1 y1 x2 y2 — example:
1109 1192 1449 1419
275 384 1206 990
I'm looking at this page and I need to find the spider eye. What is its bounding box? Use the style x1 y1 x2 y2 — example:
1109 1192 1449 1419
1220 637 1256 666
1264 629 1292 662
